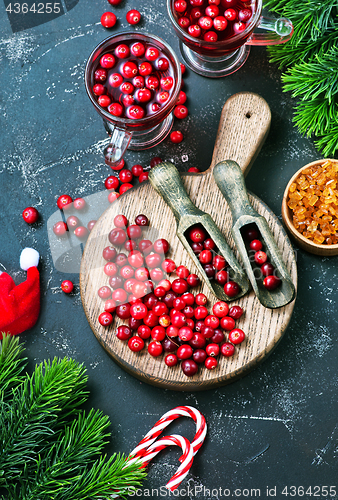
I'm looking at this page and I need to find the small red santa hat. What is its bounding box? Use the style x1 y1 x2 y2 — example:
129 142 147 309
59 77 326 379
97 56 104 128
0 248 40 339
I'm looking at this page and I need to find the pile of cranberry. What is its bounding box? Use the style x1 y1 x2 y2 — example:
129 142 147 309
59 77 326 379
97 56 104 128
187 224 241 298
243 224 281 291
97 212 246 377
173 0 255 41
52 194 97 239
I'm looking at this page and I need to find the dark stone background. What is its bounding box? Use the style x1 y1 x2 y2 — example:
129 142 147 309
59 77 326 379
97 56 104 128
1 0 338 498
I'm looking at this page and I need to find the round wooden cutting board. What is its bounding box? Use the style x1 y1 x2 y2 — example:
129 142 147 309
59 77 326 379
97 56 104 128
80 92 297 391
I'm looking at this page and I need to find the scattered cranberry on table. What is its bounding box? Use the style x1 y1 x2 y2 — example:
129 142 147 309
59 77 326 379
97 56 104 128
22 207 39 224
126 9 141 25
170 131 184 143
57 194 73 210
101 11 117 28
61 280 74 294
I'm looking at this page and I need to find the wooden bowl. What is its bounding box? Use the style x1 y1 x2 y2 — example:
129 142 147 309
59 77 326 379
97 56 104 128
282 159 338 256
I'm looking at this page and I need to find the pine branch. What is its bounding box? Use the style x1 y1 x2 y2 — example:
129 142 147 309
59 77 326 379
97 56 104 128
0 357 88 483
263 0 338 156
0 333 27 401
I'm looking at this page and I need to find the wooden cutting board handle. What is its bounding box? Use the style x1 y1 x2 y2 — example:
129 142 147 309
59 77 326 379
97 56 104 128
208 92 271 176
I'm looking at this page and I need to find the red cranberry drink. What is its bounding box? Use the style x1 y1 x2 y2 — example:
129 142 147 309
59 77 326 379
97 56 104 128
85 33 181 165
167 0 293 77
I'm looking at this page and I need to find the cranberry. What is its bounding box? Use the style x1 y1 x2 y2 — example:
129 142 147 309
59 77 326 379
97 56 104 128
132 281 150 299
220 316 235 331
162 258 176 273
22 207 39 224
112 288 128 304
204 31 218 41
173 297 185 311
215 269 229 285
98 286 112 299
181 292 195 306
116 303 131 320
199 16 213 29
145 253 162 269
109 73 124 88
229 328 245 344
159 314 171 327
124 278 137 293
119 183 133 195
224 281 240 298
157 91 169 104
131 42 145 57
190 333 206 349
151 325 166 341
189 226 206 244
194 305 208 320
108 102 124 117
107 0 122 5
213 15 227 30
98 311 113 326
153 302 169 317
167 325 179 338
221 342 235 357
204 315 220 329
115 44 130 59
174 0 187 12
100 53 115 69
135 88 152 103
120 265 135 280
152 238 169 254
150 156 163 169
94 68 108 82
145 46 159 61
117 325 131 340
228 305 243 319
126 9 141 24
177 344 193 360
199 249 212 265
150 267 164 281
206 5 219 17
171 278 188 295
175 265 189 279
203 264 215 278
137 324 151 339
212 301 229 318
93 84 105 96
178 326 194 342
165 353 178 367
244 225 259 241
174 104 188 119
202 326 214 339
57 194 72 210
129 317 143 331
263 275 281 290
163 291 178 308
210 329 225 344
87 220 97 232
104 262 118 276
154 286 166 298
115 253 128 267
104 299 116 313
261 262 275 277
205 357 218 370
254 251 268 265
193 349 207 364
74 226 88 239
181 359 198 376
105 175 119 190
148 341 163 357
224 8 237 21
98 94 111 107
238 8 252 22
158 279 172 292
101 12 117 28
61 280 74 294
131 164 144 177
139 61 153 76
187 274 200 287
249 239 263 251
195 293 207 306
128 336 145 352
135 238 151 254
109 276 123 289
139 172 149 183
109 228 127 246
213 254 227 271
170 131 184 144
119 169 134 185
171 311 187 328
182 305 194 318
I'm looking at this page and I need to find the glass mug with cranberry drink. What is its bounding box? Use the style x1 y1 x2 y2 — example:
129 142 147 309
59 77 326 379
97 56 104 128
167 0 293 77
85 33 182 166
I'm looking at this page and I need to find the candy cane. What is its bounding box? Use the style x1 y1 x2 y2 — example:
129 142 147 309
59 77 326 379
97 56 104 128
129 406 207 460
128 434 194 491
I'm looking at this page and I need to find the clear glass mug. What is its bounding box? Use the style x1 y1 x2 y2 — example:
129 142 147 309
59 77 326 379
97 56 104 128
167 0 293 77
85 32 182 166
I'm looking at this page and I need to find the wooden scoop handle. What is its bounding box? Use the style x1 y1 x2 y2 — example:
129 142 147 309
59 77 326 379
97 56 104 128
208 92 271 176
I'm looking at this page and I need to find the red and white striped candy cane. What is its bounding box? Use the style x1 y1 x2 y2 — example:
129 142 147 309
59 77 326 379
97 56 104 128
129 434 194 491
129 405 207 460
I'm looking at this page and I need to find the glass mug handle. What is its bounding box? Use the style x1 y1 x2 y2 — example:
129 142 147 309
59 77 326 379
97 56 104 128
103 121 133 167
246 16 293 46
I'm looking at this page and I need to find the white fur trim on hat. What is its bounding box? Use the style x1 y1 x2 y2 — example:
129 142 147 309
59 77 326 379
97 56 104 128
20 248 40 271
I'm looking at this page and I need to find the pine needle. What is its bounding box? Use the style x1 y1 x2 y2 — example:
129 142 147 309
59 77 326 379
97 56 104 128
0 333 27 401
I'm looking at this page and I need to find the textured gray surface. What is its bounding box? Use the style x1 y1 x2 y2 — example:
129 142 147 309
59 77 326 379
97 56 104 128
1 0 338 497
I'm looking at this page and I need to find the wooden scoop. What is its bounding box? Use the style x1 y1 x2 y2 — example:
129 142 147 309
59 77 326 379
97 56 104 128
148 161 251 301
213 160 296 308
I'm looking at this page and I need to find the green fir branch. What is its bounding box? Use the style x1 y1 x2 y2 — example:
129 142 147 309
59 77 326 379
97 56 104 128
0 357 88 483
263 0 338 156
0 333 27 401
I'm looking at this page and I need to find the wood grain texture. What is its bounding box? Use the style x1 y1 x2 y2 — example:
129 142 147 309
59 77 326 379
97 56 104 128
282 158 338 256
80 92 297 391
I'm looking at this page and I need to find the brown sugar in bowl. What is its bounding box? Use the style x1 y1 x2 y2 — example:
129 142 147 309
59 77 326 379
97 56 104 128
282 159 338 256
